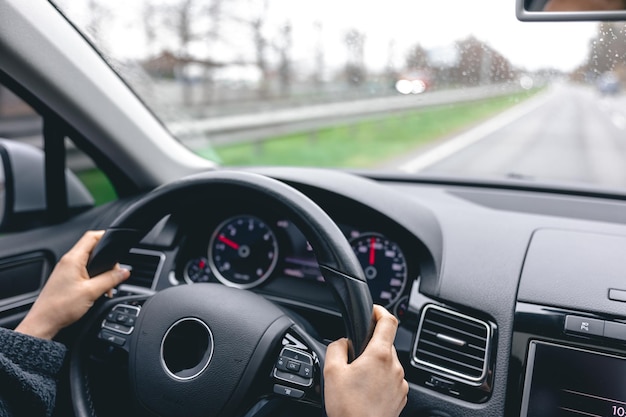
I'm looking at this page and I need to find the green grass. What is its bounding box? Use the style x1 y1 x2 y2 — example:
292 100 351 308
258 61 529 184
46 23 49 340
199 89 541 168
76 169 117 206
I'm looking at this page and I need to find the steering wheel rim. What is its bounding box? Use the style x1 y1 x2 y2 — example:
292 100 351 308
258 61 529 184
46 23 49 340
73 170 374 416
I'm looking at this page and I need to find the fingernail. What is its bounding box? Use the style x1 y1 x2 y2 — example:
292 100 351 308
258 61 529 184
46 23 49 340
118 266 131 279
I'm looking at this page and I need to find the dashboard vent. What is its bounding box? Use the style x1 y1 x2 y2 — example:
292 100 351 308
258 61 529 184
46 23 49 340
412 304 491 385
119 249 164 290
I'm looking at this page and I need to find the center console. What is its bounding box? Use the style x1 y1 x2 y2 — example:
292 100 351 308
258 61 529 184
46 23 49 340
507 229 626 416
508 303 626 417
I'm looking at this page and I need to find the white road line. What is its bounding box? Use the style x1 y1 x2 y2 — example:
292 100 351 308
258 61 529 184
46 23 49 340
398 90 554 173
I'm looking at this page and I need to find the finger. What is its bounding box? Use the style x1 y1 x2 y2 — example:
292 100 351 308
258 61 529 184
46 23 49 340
85 265 130 298
324 338 349 369
68 230 105 264
367 305 398 350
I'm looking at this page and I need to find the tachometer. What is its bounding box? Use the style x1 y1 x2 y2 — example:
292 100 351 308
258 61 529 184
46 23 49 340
208 215 278 289
350 233 408 307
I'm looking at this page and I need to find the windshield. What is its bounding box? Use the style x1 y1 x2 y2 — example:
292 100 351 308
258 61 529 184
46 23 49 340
52 0 626 189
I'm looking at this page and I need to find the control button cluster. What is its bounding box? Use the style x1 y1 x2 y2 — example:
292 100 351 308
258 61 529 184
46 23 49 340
273 347 314 397
99 304 141 348
565 315 626 342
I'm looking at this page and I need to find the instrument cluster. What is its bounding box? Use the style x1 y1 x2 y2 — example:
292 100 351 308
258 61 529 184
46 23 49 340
178 213 416 315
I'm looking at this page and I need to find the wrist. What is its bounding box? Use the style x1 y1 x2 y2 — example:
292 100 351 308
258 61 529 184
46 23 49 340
15 311 58 340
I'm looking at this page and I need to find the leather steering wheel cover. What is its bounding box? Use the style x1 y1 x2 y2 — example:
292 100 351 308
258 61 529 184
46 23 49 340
88 170 373 357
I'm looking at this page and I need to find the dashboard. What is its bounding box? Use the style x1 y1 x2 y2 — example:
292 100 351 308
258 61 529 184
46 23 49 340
87 169 626 417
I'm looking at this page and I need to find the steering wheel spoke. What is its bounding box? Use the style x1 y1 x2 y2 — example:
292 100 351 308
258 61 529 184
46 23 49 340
97 302 142 352
270 326 324 403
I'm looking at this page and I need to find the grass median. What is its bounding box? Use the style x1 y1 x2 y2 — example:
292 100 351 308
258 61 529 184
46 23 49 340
199 89 541 168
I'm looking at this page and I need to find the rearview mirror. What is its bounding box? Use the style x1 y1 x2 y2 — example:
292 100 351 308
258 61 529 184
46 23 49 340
517 0 626 20
0 139 94 232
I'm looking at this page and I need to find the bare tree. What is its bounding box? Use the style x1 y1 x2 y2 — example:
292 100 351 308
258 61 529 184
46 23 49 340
201 0 224 103
405 44 429 71
450 36 514 86
344 29 366 87
275 21 293 97
385 40 398 85
250 0 271 99
157 0 226 105
142 2 158 57
587 22 626 76
312 21 325 87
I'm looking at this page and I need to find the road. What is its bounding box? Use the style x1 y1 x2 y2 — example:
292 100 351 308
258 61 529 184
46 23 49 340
398 83 626 188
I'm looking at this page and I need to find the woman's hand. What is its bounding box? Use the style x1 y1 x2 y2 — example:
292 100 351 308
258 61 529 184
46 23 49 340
15 230 130 340
324 304 409 417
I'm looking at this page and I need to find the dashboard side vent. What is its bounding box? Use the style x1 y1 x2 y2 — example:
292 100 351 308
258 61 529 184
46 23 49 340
412 304 491 385
119 249 164 290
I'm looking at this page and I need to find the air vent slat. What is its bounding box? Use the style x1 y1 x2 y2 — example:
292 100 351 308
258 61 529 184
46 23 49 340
429 309 488 334
419 339 486 366
416 348 484 374
422 319 487 347
119 249 164 289
413 305 491 383
421 329 487 357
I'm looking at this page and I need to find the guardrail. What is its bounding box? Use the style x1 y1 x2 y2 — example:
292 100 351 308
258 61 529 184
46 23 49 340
168 84 524 150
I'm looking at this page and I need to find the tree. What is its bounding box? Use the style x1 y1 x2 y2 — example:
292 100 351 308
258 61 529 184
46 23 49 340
344 29 366 87
275 21 293 97
405 44 429 71
228 0 272 99
449 36 515 86
385 40 399 85
586 22 626 77
311 21 325 86
154 0 225 104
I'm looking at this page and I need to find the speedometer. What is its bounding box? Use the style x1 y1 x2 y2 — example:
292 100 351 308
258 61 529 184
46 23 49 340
350 233 408 307
208 215 278 289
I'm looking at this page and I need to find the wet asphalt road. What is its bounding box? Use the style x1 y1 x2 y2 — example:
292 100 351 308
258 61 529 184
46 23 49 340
402 83 626 188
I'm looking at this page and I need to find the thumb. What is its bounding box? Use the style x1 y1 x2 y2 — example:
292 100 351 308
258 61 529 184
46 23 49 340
325 338 350 369
86 265 130 298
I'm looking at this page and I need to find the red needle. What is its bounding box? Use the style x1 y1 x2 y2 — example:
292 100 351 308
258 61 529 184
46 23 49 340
369 237 376 265
219 234 240 250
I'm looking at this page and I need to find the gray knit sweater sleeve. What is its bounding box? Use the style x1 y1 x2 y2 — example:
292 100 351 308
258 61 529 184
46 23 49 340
0 327 67 417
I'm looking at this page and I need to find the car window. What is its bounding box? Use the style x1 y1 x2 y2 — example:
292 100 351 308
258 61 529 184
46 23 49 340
51 1 626 191
0 83 116 230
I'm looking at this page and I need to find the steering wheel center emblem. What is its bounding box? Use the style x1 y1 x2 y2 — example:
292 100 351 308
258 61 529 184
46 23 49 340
160 317 214 381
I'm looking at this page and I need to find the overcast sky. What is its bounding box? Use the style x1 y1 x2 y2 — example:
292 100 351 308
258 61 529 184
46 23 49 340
56 0 598 73
266 0 598 72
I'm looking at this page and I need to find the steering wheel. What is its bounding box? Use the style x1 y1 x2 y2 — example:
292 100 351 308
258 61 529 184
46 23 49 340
70 171 374 417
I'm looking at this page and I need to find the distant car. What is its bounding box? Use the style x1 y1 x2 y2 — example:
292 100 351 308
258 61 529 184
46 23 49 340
395 71 432 95
597 72 620 95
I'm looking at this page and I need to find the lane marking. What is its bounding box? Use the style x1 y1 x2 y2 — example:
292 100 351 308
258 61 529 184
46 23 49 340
398 90 554 173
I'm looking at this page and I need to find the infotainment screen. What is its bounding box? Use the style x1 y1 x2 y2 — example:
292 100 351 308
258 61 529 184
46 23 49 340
521 341 626 417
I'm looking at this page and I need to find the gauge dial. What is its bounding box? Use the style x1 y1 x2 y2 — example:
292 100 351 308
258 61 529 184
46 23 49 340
208 215 278 289
184 257 211 284
350 233 408 307
393 295 409 322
